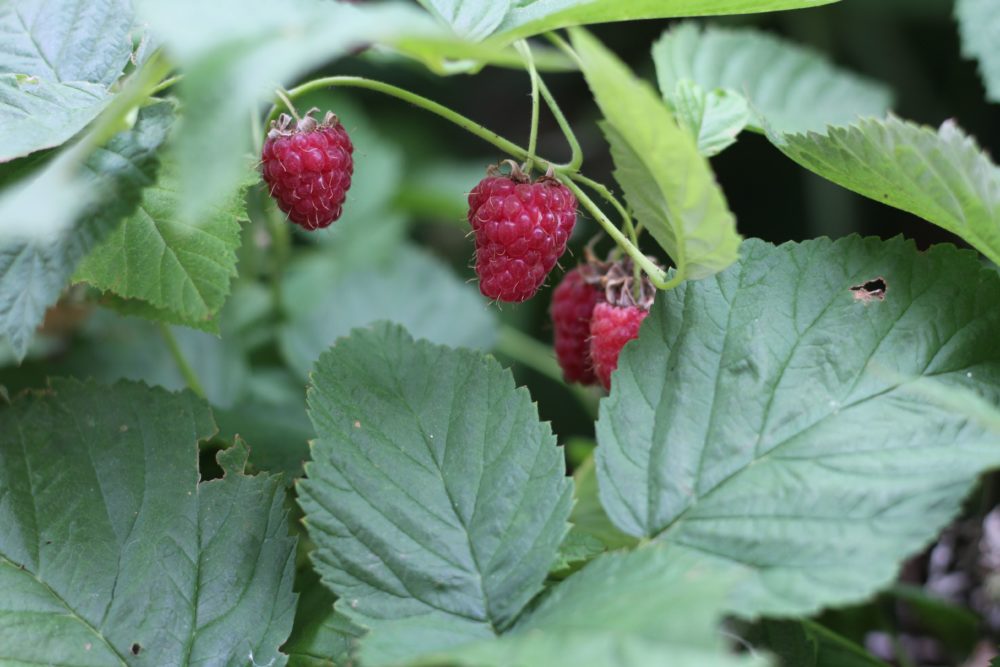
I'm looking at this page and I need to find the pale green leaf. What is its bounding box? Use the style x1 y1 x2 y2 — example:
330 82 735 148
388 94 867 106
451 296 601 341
0 102 173 360
0 0 134 160
278 244 496 379
415 0 513 40
75 159 246 328
597 236 1000 617
956 0 1000 103
297 323 573 666
653 23 892 134
771 116 1000 266
670 79 750 156
0 380 297 665
137 0 442 222
493 0 841 41
421 545 768 667
571 28 740 282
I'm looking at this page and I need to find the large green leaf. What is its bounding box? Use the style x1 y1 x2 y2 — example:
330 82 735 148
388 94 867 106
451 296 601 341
0 380 297 665
956 0 1000 103
0 102 173 360
278 244 496 379
596 236 1000 617
298 323 573 666
415 0 513 40
283 570 364 667
653 23 892 135
571 28 740 282
421 545 767 667
137 0 441 222
493 0 840 41
770 116 1000 266
0 0 134 161
74 159 246 329
669 79 750 157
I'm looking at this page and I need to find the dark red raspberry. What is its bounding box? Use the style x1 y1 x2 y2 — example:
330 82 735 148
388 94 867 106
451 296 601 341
262 109 354 230
468 166 577 303
590 302 649 390
551 267 602 384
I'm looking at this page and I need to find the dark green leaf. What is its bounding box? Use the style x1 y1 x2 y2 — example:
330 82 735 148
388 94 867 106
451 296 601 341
298 323 573 665
597 236 1000 616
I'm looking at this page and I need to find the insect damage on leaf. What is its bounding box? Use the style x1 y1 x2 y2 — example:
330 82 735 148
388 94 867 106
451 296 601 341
851 277 887 302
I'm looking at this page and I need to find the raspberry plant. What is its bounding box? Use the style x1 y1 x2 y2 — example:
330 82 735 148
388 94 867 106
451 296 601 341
1 1 1000 666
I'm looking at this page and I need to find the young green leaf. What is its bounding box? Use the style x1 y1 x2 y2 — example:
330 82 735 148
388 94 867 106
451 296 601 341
298 323 573 665
571 28 741 282
956 0 1000 103
770 116 1000 266
74 158 246 329
0 102 173 360
493 0 841 42
0 0 135 161
670 79 751 156
278 245 496 378
0 380 297 665
421 544 767 667
596 236 1000 617
653 23 892 135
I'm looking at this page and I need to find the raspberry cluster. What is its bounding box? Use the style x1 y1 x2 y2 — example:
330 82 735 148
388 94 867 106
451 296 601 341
550 258 657 390
262 110 354 230
468 168 577 303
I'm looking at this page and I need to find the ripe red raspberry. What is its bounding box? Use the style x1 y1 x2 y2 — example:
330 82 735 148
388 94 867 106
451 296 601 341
590 302 649 390
551 267 602 385
468 166 577 303
262 109 354 230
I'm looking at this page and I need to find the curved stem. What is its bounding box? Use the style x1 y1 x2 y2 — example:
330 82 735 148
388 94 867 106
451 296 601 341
275 89 300 122
571 174 634 243
537 77 583 171
265 76 543 165
561 178 671 288
515 40 540 173
158 323 206 399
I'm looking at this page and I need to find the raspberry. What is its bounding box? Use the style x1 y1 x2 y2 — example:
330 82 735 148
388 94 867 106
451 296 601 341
468 166 577 302
589 302 649 390
262 109 354 230
551 267 602 384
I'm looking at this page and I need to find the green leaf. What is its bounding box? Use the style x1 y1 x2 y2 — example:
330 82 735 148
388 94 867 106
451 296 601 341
956 0 1000 103
74 158 246 328
0 0 135 160
297 323 573 665
138 0 441 222
670 79 750 156
770 116 1000 266
492 0 841 41
571 28 740 282
0 102 173 360
569 454 638 551
596 236 1000 617
278 244 496 379
422 545 767 667
415 0 513 40
653 23 892 135
0 380 297 665
761 620 888 667
284 569 364 667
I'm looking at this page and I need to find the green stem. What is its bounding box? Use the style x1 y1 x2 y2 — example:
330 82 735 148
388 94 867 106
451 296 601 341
150 74 183 95
571 174 634 244
497 325 598 417
537 76 583 171
266 76 542 165
560 178 671 288
158 323 206 399
515 40 540 173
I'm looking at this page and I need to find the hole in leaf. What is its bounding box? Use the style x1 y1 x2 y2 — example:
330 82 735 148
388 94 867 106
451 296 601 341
130 644 141 655
851 277 887 302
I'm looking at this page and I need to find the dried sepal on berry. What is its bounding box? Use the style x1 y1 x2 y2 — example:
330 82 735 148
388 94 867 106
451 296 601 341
261 108 354 231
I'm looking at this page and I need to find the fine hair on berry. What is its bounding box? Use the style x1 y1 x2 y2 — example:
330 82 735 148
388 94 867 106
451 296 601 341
468 163 577 303
261 109 354 230
551 267 602 385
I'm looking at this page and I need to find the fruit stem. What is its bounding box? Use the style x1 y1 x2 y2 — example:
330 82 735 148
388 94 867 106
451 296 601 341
560 178 674 289
158 322 207 400
275 89 301 122
264 76 559 168
537 76 583 172
496 325 599 418
515 40 540 174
